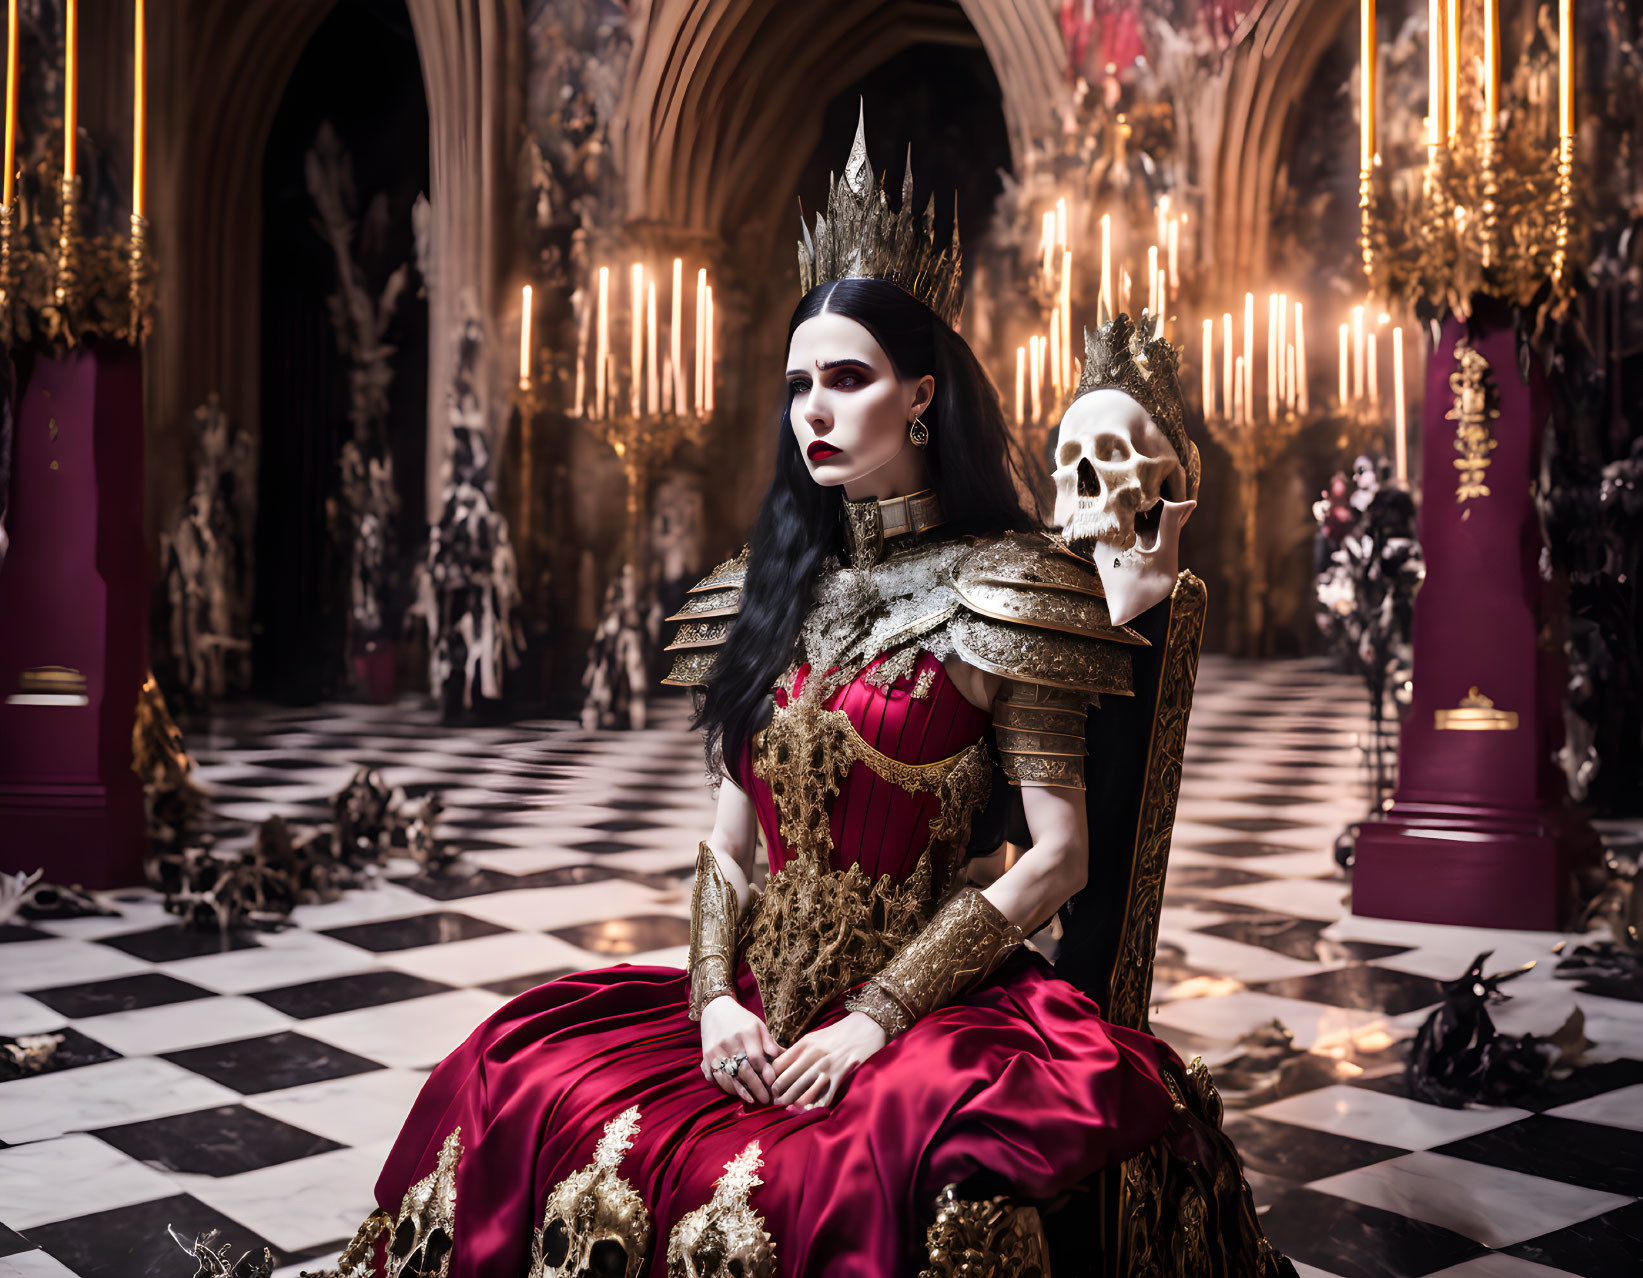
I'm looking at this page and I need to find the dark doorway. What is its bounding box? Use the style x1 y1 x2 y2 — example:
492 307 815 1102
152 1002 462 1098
254 0 429 702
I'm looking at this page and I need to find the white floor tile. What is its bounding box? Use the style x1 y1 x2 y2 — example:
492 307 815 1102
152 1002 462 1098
0 993 67 1036
71 995 295 1058
1245 1084 1530 1150
383 931 597 986
1309 1151 1631 1248
1203 878 1355 921
0 1251 83 1277
1423 1255 1584 1277
298 989 508 1070
0 1133 179 1229
247 1069 431 1147
173 1141 387 1252
0 1057 242 1143
0 940 151 994
159 933 377 995
1147 990 1407 1056
1544 1082 1643 1132
449 880 670 932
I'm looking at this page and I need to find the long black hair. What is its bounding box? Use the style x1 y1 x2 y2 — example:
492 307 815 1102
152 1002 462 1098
697 277 1041 778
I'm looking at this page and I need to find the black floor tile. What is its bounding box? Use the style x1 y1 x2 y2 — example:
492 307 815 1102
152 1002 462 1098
1199 914 1412 964
587 817 666 834
319 910 510 952
1504 1199 1643 1277
0 1025 122 1081
483 967 580 997
21 1193 279 1278
163 1030 383 1094
1205 816 1311 834
93 1103 345 1176
548 914 692 956
567 838 640 855
399 863 623 901
1249 965 1445 1016
250 970 455 1019
0 1220 31 1258
98 924 263 963
1432 1114 1643 1196
1160 864 1277 890
1184 839 1312 859
0 922 55 943
1221 1116 1405 1185
1252 1179 1486 1277
1520 1057 1643 1111
25 972 216 1019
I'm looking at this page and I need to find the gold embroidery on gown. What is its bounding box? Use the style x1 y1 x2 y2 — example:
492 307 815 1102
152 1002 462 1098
530 1106 652 1278
666 1140 776 1278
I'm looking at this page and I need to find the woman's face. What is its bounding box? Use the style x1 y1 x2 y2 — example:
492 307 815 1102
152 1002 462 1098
786 311 934 497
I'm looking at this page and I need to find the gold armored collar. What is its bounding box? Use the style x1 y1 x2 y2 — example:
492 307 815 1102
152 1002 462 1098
841 488 946 569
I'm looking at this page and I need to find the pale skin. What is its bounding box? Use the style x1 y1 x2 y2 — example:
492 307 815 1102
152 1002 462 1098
697 308 1090 1111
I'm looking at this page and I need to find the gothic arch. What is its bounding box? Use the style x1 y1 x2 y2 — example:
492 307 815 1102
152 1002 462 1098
613 0 1069 241
142 0 522 530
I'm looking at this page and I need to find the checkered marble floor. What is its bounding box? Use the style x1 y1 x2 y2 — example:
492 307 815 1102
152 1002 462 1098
1 657 1639 1277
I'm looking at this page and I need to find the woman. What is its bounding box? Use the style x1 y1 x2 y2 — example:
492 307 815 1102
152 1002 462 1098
348 124 1189 1278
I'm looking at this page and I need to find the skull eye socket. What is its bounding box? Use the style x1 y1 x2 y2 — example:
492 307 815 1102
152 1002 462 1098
1095 434 1131 463
541 1218 572 1268
589 1238 629 1276
1056 439 1082 468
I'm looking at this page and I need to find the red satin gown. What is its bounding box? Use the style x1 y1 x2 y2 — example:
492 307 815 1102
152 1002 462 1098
371 650 1180 1276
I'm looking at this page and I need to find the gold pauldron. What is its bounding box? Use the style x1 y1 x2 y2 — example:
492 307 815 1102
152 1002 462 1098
992 680 1088 790
688 842 740 1019
845 887 1024 1039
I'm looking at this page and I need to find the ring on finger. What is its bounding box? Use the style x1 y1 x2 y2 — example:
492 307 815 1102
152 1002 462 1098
730 1051 748 1075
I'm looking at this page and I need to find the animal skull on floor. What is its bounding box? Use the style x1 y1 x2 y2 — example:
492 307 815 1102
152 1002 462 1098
1052 388 1197 625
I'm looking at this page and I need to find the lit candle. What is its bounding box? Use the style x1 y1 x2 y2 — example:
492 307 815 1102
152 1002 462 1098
1267 293 1278 423
573 287 589 417
1041 211 1055 287
704 284 714 417
1061 249 1073 379
1147 246 1159 314
630 263 644 416
1392 325 1408 482
1233 356 1245 426
1029 335 1043 422
671 258 684 414
1428 0 1446 147
133 0 145 216
1339 323 1350 406
646 280 659 414
1352 304 1366 400
518 284 533 386
1120 269 1131 316
1202 318 1215 418
595 266 610 419
1015 345 1026 427
1559 0 1574 138
1156 194 1170 248
1167 217 1180 294
1055 197 1067 251
1295 301 1309 413
3 0 17 207
1049 307 1062 394
1222 313 1234 416
1367 330 1379 404
1361 0 1376 168
1484 0 1500 125
1242 293 1255 425
1447 0 1460 141
1155 270 1166 337
63 0 76 181
1099 214 1112 324
695 267 706 415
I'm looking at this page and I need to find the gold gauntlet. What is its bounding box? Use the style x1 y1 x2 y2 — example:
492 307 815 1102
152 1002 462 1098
844 887 1025 1039
687 841 740 1019
992 680 1088 790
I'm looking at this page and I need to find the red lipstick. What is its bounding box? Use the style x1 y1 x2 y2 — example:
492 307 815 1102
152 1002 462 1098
807 440 842 461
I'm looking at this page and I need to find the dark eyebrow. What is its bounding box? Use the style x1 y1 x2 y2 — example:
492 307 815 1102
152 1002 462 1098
784 358 872 378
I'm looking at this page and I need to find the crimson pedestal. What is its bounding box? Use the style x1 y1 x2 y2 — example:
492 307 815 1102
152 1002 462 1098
0 344 148 888
1353 311 1598 930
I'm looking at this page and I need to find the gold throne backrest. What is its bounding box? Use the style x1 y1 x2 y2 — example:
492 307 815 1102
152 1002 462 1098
1052 569 1208 1032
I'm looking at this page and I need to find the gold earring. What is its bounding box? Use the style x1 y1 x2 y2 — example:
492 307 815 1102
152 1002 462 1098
908 416 930 447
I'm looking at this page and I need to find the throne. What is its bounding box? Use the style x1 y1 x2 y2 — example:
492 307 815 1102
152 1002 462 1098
929 571 1297 1278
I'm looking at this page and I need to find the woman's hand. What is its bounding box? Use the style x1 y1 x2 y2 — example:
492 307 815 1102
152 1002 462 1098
699 995 781 1106
771 1011 888 1109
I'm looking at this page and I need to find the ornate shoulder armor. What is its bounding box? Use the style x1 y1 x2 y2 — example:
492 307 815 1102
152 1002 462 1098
946 530 1146 699
661 547 748 687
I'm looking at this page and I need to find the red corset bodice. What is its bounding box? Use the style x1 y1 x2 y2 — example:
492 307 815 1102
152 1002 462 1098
738 649 990 887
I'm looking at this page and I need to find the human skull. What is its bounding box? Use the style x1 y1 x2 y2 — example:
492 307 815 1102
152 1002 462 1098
1051 389 1197 626
532 1108 652 1278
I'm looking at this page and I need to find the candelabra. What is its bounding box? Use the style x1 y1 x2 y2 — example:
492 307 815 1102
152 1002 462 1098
0 160 155 349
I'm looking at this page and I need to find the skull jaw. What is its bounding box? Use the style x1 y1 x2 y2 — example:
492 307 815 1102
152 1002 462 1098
1083 498 1196 626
